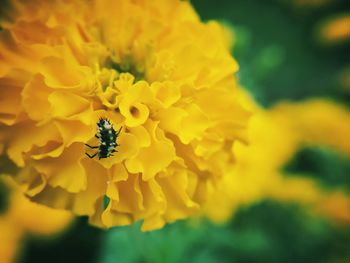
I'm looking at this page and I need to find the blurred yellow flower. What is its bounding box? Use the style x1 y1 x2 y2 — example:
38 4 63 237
204 96 350 224
204 95 298 222
271 99 350 155
268 177 350 225
0 176 73 263
0 0 249 230
317 14 350 44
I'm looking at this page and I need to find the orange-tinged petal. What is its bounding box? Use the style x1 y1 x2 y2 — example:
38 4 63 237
0 69 29 125
0 217 22 263
101 202 133 228
7 122 61 166
48 91 91 118
73 159 107 215
35 143 86 193
22 74 51 121
54 118 94 147
8 191 73 235
39 57 91 89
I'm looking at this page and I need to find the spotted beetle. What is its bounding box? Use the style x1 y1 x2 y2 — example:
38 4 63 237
85 118 121 159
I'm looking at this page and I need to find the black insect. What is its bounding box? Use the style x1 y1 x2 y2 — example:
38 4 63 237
85 118 121 159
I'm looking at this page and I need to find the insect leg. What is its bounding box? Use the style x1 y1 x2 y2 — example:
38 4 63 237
116 126 122 136
85 152 98 159
95 134 100 139
85 144 99 149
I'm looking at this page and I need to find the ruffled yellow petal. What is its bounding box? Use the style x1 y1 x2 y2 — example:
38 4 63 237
150 81 180 108
49 91 91 118
271 99 350 155
34 143 86 193
22 74 52 121
125 120 176 180
7 122 61 166
73 159 107 215
0 69 29 125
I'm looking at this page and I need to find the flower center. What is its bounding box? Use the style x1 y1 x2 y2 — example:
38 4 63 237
94 56 144 113
110 59 144 82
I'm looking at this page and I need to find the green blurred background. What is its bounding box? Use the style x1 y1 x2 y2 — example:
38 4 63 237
7 0 350 262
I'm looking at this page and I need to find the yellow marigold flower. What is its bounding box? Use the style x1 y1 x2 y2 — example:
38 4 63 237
317 14 350 44
204 95 350 224
268 177 350 225
0 0 250 231
271 99 350 155
314 192 350 224
204 96 298 222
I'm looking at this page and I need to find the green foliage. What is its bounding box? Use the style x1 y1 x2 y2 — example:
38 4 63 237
0 179 9 214
284 146 350 191
18 218 104 263
98 201 350 263
18 202 350 263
